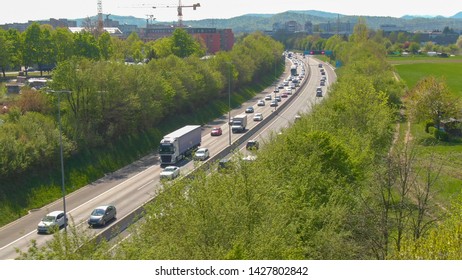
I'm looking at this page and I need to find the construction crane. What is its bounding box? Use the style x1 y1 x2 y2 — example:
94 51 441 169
127 1 200 28
97 0 104 35
145 14 156 27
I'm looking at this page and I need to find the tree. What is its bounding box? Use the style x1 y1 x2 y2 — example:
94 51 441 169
73 31 100 60
22 22 42 73
0 29 13 77
408 42 420 54
351 18 369 43
52 27 74 62
407 76 461 131
171 28 205 58
98 32 113 60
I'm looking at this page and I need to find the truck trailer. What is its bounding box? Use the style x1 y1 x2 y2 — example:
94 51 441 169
231 114 247 133
159 125 202 165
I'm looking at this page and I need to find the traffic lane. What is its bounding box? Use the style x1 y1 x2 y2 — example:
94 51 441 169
0 163 165 259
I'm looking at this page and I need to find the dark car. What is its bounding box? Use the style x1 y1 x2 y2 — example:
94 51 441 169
88 205 117 227
245 106 254 113
316 87 323 97
246 140 259 150
211 127 222 136
270 100 278 107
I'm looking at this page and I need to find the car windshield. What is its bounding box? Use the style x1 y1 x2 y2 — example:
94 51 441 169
42 215 55 222
165 166 176 172
159 143 174 154
91 209 105 216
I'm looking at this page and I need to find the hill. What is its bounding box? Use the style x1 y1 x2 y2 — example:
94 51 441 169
71 10 462 34
452 12 462 19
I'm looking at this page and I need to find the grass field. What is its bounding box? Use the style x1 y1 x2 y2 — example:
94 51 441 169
391 56 462 207
393 62 462 97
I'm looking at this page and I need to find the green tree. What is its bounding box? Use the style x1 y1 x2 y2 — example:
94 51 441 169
407 76 461 130
351 18 369 43
22 22 42 73
98 32 113 60
408 42 420 54
0 29 13 77
73 31 100 60
52 27 74 62
171 28 205 58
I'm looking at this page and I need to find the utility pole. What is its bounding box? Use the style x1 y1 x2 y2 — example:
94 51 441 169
48 90 71 232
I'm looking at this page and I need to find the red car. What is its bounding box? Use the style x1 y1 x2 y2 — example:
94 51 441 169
211 127 222 136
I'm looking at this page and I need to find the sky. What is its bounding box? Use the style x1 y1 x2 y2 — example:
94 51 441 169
1 0 462 25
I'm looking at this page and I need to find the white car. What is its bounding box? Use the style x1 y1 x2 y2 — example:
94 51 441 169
264 94 272 100
257 99 265 106
37 211 67 234
160 166 180 180
253 113 263 121
194 148 210 161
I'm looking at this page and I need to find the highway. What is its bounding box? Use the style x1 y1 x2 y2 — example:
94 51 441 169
0 54 336 259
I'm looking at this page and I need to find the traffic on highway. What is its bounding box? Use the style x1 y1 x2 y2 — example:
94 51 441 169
0 53 336 259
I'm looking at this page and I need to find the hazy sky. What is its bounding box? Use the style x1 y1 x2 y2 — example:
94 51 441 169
1 0 462 24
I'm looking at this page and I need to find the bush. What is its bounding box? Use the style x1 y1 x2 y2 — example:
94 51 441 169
425 121 435 133
434 129 449 141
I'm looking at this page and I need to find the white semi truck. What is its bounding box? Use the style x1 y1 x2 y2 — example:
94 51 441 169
159 125 202 165
231 114 247 133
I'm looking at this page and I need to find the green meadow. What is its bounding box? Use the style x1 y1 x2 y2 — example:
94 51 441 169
392 58 462 97
392 57 462 206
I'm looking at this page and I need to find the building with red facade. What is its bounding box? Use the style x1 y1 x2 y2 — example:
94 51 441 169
141 26 234 54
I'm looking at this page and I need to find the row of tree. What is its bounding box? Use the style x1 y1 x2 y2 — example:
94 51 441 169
0 23 207 77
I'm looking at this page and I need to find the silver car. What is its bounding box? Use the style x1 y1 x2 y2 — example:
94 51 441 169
88 205 117 227
37 211 67 234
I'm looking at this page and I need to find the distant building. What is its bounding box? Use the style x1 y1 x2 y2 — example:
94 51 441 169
68 27 123 37
380 24 403 32
140 26 234 54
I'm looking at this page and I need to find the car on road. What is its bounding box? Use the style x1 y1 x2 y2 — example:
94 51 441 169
88 205 117 227
265 94 272 100
194 147 210 161
257 99 265 106
246 139 259 150
316 87 323 97
281 93 288 98
320 80 325 86
37 211 67 234
275 95 282 102
160 166 181 180
253 113 263 121
210 127 222 136
245 106 254 113
273 87 279 93
270 100 278 107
